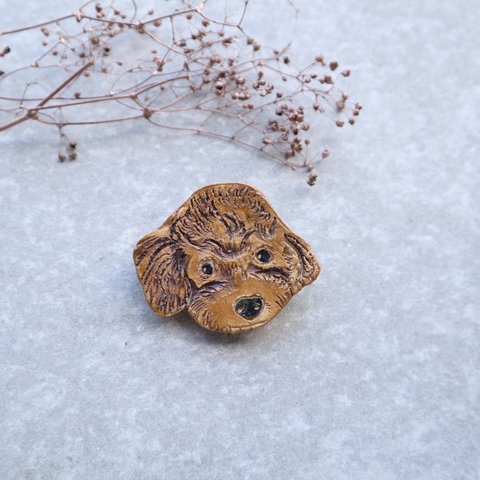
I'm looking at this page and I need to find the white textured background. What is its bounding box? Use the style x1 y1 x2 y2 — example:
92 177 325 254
1 0 479 479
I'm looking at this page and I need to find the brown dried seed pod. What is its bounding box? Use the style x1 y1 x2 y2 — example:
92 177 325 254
307 173 318 186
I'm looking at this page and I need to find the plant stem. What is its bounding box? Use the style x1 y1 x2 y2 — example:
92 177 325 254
0 61 92 132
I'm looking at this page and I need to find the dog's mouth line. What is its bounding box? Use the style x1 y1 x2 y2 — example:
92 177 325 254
223 318 271 332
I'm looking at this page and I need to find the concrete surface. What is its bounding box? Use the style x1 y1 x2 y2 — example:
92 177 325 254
1 0 479 479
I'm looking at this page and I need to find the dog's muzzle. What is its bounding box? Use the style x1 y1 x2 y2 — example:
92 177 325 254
234 296 264 320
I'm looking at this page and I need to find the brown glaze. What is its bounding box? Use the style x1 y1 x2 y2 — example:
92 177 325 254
133 183 320 333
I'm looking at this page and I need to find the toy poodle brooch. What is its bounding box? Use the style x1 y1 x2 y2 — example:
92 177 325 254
134 183 320 333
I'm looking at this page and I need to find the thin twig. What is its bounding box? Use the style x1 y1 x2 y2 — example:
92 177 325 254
0 60 92 132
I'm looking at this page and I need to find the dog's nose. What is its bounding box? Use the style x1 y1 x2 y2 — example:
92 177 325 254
234 296 264 320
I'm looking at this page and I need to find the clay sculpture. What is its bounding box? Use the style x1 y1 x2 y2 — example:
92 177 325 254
133 183 320 333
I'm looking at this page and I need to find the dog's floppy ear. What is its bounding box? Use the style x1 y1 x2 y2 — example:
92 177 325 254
285 231 320 294
133 227 190 316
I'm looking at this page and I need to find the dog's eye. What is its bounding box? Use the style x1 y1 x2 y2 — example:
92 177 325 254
256 249 271 263
201 262 214 275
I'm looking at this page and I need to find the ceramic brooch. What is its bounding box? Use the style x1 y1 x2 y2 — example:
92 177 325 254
133 183 320 333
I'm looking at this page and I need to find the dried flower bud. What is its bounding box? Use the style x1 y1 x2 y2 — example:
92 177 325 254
154 56 164 71
329 61 338 71
143 108 154 119
307 173 318 186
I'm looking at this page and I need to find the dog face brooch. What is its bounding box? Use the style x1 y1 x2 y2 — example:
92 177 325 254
133 183 320 333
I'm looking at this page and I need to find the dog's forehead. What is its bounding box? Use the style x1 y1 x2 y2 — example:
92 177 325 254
191 183 275 217
168 183 297 258
184 229 284 258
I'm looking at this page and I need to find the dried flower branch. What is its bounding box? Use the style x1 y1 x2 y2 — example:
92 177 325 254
0 0 361 185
